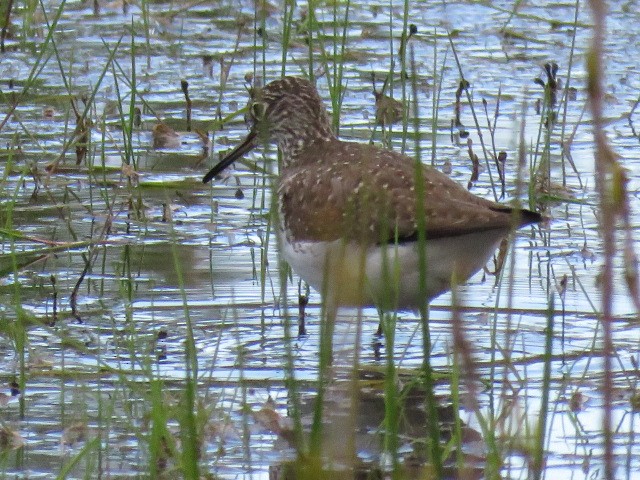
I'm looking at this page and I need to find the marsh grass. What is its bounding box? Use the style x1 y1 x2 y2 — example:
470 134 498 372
0 0 638 479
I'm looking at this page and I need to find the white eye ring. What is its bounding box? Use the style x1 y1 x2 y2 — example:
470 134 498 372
250 101 267 121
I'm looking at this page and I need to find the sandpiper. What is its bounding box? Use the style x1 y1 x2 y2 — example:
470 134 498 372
203 76 541 311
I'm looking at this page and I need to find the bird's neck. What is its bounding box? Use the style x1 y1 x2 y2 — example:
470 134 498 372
278 126 336 168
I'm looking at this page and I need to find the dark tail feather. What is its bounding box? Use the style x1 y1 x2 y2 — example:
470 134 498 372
489 205 545 228
518 208 544 227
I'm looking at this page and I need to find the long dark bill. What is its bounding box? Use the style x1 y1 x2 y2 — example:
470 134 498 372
202 130 258 184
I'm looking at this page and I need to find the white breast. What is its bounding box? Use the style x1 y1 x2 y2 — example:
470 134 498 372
280 228 509 310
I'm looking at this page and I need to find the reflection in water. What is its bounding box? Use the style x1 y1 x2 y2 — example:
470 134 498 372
266 371 486 480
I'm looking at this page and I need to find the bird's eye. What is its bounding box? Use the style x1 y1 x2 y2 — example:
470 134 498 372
250 101 267 121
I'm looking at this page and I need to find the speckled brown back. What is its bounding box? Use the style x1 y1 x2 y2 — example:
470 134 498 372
279 138 540 244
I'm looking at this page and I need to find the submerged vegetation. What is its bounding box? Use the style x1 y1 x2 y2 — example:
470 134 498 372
0 0 639 478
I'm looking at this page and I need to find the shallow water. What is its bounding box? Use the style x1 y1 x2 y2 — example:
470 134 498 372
1 0 640 478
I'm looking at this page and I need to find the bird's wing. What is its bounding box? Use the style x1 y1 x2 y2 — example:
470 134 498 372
279 142 534 244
